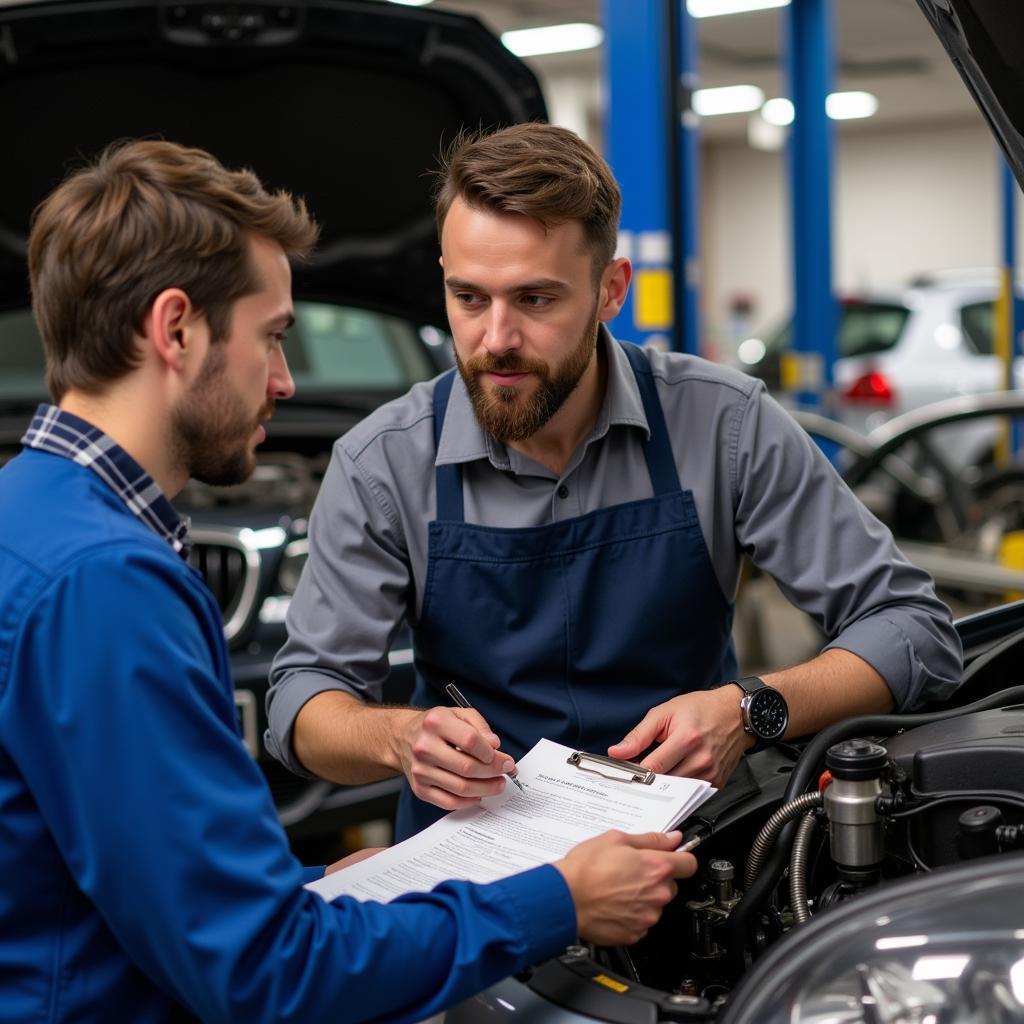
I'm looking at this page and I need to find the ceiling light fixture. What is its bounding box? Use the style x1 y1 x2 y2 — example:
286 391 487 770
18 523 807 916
758 92 878 125
501 22 604 58
761 97 795 126
693 84 765 116
386 0 435 6
687 0 789 17
826 91 879 120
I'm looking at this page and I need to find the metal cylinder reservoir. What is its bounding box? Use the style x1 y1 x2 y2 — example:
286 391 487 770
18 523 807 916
823 739 888 875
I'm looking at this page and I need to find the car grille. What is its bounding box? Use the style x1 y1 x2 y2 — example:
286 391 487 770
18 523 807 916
187 528 262 643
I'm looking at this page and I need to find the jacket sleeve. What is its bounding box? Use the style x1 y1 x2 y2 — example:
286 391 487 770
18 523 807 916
8 546 576 1023
731 387 963 709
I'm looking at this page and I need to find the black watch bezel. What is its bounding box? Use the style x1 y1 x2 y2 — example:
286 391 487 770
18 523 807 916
723 675 789 752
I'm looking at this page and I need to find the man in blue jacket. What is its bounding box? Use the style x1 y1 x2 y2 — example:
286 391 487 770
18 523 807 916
0 139 696 1023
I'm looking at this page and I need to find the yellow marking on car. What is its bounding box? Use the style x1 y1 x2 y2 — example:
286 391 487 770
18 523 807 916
592 974 629 993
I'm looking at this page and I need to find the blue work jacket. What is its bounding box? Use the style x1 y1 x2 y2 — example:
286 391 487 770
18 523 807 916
0 448 575 1023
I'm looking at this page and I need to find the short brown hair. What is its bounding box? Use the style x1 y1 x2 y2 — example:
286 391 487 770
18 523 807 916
28 139 320 401
433 123 622 274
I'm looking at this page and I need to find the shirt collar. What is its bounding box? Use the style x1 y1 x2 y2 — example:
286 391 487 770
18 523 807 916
435 327 651 469
21 403 191 559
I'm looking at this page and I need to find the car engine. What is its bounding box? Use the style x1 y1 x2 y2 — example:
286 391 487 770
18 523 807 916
500 645 1024 1023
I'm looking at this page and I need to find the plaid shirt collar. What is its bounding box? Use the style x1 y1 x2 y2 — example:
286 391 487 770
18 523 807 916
22 403 191 559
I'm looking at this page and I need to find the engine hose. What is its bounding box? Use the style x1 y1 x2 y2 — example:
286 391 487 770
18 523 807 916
788 811 819 927
743 791 823 891
725 683 1024 974
782 684 1024 808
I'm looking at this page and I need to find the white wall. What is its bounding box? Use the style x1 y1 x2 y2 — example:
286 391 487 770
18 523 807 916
702 118 1003 355
539 71 604 146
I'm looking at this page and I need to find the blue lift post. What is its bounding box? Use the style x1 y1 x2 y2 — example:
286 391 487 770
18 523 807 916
997 157 1022 461
673 0 702 356
603 0 701 354
782 0 837 415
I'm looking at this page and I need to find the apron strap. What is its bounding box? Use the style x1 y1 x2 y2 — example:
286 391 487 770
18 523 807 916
618 341 682 495
432 369 466 522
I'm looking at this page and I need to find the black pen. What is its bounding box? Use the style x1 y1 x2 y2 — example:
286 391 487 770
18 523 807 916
444 682 526 793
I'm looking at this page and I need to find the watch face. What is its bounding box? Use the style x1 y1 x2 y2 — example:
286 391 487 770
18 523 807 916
748 688 788 740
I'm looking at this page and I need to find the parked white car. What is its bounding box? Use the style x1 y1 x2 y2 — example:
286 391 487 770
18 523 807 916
738 271 1024 470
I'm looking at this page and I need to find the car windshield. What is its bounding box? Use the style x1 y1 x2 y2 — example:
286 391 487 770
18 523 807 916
0 302 439 400
763 301 911 359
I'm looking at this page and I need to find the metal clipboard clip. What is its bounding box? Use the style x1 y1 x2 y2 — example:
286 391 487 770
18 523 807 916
566 750 655 785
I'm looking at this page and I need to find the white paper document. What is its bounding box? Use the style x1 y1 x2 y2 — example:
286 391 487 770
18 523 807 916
305 738 715 904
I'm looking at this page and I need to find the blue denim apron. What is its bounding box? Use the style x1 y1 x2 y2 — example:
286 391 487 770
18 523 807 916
396 342 736 839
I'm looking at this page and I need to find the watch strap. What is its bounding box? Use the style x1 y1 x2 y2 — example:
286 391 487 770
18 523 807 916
730 675 766 697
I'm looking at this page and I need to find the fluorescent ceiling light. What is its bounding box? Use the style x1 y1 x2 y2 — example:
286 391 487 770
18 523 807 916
826 91 879 120
502 22 603 57
688 0 789 17
758 92 877 125
387 0 434 6
693 84 764 116
761 97 795 126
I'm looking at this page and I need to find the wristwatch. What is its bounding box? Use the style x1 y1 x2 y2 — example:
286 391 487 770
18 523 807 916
718 676 789 753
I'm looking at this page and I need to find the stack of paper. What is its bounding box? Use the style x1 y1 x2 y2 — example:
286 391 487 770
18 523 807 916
306 737 715 904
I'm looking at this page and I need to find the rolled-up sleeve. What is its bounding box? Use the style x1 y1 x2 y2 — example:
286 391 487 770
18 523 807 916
266 436 414 774
732 387 962 709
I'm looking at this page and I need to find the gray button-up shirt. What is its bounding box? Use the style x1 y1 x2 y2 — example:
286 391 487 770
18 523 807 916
266 330 962 774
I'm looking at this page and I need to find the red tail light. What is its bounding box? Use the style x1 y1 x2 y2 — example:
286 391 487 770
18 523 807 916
842 371 894 403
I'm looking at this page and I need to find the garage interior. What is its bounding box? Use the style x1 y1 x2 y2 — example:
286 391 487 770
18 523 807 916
4 1 1024 1020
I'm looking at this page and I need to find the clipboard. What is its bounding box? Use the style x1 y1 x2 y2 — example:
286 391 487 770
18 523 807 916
566 750 655 786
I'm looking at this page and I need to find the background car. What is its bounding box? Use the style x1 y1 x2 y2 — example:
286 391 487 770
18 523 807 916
736 271 1024 472
0 0 547 858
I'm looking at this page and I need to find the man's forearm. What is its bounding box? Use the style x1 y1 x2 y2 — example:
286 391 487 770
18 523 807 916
764 647 894 739
293 690 418 785
294 690 515 811
609 647 896 785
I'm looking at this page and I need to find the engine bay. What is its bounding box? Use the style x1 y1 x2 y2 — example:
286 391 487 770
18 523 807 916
456 628 1024 1024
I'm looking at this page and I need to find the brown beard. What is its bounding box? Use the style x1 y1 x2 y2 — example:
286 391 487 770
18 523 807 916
457 307 600 444
171 343 273 486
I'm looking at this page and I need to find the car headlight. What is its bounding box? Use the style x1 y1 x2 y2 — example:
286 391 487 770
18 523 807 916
256 537 309 626
721 854 1024 1024
277 537 308 596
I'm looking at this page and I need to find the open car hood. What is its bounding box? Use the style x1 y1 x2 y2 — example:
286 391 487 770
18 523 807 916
917 0 1024 193
0 0 546 326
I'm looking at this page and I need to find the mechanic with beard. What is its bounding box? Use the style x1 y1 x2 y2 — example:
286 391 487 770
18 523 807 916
267 123 963 841
0 139 698 1024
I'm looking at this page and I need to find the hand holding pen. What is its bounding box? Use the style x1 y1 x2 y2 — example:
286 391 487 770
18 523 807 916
398 691 518 811
445 683 525 793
